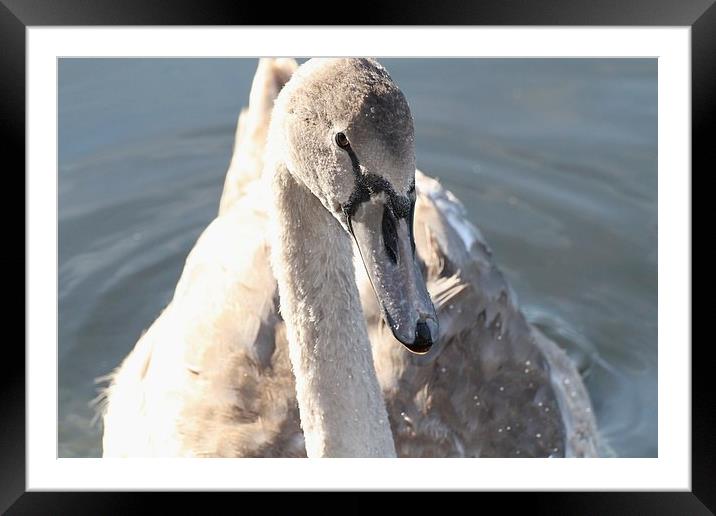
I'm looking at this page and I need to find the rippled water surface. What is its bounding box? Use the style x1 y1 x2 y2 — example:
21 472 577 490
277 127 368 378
58 58 657 457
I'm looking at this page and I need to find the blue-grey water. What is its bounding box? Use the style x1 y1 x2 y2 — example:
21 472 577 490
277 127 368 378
58 58 657 458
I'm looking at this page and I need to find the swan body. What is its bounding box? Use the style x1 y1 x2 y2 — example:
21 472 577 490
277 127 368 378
101 58 601 458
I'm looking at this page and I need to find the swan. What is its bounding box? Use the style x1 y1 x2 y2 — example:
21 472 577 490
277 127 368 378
100 57 601 458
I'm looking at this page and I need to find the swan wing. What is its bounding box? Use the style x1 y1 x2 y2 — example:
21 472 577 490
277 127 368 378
369 170 602 457
102 173 304 458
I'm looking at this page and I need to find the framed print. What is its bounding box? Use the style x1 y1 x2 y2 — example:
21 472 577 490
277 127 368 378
4 0 710 512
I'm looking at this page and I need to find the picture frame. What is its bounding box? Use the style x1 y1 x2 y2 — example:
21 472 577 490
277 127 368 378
4 0 708 511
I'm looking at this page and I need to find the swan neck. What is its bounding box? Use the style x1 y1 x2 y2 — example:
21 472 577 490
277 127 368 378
270 161 396 457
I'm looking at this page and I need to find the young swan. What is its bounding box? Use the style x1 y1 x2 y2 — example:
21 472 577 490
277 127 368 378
266 58 438 457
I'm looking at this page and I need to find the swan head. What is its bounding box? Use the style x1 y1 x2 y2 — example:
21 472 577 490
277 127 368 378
273 58 438 354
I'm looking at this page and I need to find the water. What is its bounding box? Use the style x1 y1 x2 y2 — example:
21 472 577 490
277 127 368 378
58 58 657 458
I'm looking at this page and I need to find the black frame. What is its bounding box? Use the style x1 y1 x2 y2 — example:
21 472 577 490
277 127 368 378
3 0 709 512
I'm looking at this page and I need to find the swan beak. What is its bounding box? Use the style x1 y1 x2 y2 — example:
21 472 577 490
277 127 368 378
347 194 439 354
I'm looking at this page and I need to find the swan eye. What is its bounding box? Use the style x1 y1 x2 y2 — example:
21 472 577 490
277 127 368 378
335 132 350 149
